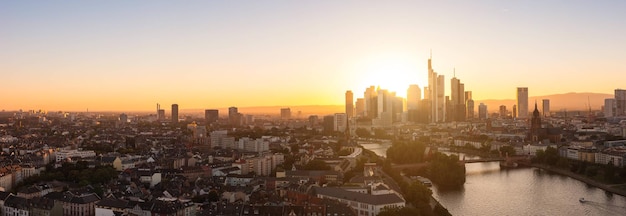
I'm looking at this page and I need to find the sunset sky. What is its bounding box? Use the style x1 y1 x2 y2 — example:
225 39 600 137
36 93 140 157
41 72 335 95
2 1 625 112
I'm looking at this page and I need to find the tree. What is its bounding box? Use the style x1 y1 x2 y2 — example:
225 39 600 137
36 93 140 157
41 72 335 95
499 146 516 157
207 190 220 202
302 160 331 170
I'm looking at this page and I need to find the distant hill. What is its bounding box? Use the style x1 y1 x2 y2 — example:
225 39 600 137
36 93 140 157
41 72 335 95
476 92 613 112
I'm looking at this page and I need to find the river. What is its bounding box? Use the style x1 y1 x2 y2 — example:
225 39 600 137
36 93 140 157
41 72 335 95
359 142 626 216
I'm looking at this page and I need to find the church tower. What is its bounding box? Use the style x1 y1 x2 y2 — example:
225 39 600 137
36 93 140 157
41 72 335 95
530 102 542 142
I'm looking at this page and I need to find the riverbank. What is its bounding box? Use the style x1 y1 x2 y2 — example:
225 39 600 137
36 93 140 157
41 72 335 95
531 163 626 197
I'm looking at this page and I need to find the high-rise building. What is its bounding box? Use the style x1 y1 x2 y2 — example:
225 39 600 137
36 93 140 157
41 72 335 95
616 89 626 116
158 109 165 121
156 103 162 120
542 99 550 117
465 91 473 119
407 84 421 111
437 75 445 122
512 105 517 119
205 109 219 124
364 86 378 118
171 104 179 123
478 103 488 120
450 76 465 122
229 107 240 126
355 98 365 117
499 105 507 118
605 98 615 117
345 90 354 118
467 99 475 119
376 88 393 126
517 87 529 118
323 115 334 133
427 53 439 123
280 108 291 119
333 113 347 132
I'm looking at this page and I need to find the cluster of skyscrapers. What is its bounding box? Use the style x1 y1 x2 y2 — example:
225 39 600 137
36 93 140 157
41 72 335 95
156 103 179 123
604 89 626 118
346 54 476 125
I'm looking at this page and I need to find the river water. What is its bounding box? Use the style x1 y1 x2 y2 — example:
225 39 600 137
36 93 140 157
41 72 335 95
359 142 626 216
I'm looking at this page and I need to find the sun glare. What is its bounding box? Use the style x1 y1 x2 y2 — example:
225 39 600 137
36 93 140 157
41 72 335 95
353 53 425 99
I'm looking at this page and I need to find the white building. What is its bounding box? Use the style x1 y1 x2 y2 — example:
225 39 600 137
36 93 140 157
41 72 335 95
334 113 347 132
55 149 96 162
315 186 405 216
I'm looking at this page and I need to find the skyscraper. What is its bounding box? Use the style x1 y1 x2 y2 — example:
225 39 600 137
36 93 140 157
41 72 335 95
280 108 291 119
604 98 615 117
355 98 365 117
512 105 517 119
345 90 354 118
517 87 529 118
427 53 439 123
478 103 488 120
437 74 445 122
616 89 626 116
334 113 347 132
407 84 421 111
499 105 507 118
171 104 179 123
229 107 240 126
451 75 465 121
467 99 475 119
205 109 219 124
542 99 550 117
364 86 377 118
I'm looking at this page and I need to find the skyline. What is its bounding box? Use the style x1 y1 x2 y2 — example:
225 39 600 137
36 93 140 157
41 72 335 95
2 1 626 111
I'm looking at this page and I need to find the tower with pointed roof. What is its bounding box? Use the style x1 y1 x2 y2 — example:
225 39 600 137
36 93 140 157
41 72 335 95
530 102 542 142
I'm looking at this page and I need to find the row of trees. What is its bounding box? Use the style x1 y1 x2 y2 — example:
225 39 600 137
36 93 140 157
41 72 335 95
386 141 427 164
381 160 451 216
14 162 118 194
534 146 626 184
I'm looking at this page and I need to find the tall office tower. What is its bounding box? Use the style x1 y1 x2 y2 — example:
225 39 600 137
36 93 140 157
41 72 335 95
542 99 550 117
478 103 488 120
517 87 529 118
355 98 365 117
280 108 291 119
156 103 161 120
465 91 472 118
424 87 430 100
616 89 626 116
450 76 466 121
171 104 179 123
205 109 219 124
437 75 445 122
444 96 451 122
512 105 517 119
407 85 421 122
158 109 165 121
392 95 403 122
427 53 438 123
466 99 475 119
364 86 378 118
604 98 615 117
407 84 421 111
333 113 347 132
376 88 393 126
345 90 354 118
499 105 507 118
228 107 240 126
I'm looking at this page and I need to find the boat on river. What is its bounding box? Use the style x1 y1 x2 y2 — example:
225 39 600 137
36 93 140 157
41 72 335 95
579 198 587 203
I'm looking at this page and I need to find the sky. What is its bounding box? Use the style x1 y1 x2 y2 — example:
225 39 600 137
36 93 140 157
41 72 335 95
2 1 625 112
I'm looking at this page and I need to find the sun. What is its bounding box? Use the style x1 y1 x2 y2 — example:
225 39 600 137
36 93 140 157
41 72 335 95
352 53 425 99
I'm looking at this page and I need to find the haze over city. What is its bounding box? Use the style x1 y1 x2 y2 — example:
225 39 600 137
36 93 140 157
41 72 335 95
2 1 626 112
